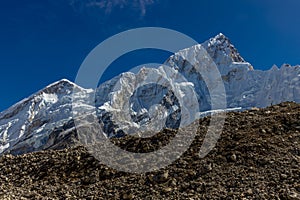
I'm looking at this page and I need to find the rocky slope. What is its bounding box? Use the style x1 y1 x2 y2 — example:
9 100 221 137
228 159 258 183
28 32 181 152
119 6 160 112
0 102 299 199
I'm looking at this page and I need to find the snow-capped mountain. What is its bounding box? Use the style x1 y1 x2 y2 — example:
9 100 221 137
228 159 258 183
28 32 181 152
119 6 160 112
0 80 93 154
166 33 300 109
0 33 299 155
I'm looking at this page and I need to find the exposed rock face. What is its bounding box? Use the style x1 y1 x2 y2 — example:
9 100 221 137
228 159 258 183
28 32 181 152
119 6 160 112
95 66 198 137
0 102 299 199
0 33 300 155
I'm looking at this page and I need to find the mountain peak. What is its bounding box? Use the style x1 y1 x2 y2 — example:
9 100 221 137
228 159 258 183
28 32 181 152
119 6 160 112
202 33 245 64
40 78 84 96
165 33 252 77
45 78 75 89
214 33 229 41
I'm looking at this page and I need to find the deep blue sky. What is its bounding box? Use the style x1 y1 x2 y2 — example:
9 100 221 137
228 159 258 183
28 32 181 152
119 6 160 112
0 0 300 111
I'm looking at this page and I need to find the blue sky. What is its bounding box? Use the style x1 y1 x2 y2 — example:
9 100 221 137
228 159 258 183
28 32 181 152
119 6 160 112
0 0 300 111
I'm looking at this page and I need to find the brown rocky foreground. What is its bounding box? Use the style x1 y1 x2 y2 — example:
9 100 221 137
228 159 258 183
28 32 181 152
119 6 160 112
0 102 299 199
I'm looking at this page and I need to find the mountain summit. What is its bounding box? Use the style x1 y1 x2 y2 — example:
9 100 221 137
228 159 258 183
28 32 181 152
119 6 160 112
203 33 246 63
0 34 299 155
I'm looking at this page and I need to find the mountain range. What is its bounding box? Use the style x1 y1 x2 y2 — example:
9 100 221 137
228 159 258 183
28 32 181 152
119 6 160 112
0 33 299 155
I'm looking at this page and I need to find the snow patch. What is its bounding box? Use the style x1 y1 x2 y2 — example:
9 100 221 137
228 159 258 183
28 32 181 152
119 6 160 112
35 124 46 133
42 93 58 104
0 143 9 154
